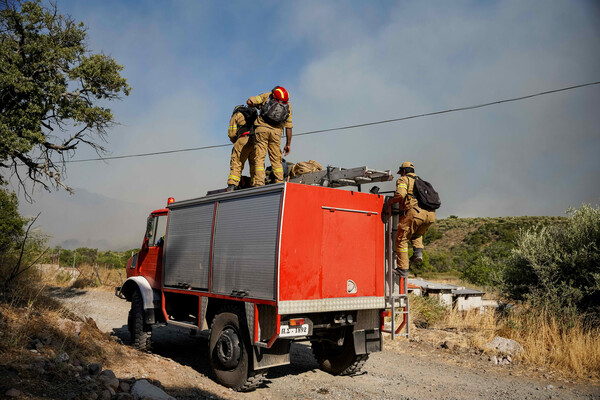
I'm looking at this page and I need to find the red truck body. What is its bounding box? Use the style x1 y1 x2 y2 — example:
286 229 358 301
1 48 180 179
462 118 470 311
119 182 396 391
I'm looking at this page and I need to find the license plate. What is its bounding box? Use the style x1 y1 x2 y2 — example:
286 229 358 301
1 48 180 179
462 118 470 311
279 323 309 337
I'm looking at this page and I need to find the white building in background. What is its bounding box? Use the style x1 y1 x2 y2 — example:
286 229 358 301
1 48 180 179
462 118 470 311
408 278 485 311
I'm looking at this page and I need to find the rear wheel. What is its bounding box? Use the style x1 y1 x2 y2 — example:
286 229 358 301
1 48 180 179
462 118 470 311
209 307 265 391
311 328 369 375
128 289 152 351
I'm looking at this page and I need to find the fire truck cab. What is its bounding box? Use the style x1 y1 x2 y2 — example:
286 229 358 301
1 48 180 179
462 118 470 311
117 173 407 391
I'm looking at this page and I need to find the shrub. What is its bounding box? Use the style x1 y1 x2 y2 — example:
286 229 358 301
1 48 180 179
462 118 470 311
409 294 446 328
502 204 600 322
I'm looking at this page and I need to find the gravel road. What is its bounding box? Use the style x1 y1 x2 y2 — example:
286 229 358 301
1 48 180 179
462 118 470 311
49 287 600 400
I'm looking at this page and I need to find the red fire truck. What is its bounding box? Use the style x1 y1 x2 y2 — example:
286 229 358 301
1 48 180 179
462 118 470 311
116 168 408 391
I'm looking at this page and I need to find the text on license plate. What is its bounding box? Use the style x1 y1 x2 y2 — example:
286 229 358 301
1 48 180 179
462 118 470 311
279 324 309 337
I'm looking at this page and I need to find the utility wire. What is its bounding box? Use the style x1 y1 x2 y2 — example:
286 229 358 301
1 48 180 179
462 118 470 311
65 80 600 164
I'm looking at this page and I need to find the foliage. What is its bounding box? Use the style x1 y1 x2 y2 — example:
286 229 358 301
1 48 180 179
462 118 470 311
421 216 566 287
0 0 130 196
0 188 27 254
408 294 446 328
502 205 600 322
0 187 48 292
423 224 442 245
43 246 135 269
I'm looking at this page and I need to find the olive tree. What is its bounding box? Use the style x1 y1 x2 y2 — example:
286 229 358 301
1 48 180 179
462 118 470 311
0 0 130 198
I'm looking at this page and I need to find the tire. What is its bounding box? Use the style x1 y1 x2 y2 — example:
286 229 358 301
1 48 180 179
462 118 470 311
208 307 264 391
128 289 152 351
311 328 369 375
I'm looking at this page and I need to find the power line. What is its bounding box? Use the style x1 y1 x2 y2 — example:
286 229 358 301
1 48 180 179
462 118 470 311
65 80 600 164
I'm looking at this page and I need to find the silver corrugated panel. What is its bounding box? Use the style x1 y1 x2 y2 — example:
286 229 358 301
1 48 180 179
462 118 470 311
163 203 213 289
212 192 282 300
278 297 386 314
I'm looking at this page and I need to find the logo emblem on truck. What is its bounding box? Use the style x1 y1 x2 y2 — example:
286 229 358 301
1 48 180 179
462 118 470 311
347 279 357 294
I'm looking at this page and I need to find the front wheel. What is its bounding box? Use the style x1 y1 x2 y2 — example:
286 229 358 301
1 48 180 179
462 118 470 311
311 328 369 375
209 307 265 391
128 289 152 351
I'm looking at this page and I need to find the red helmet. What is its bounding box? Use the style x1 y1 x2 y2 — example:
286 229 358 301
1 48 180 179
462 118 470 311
272 86 289 103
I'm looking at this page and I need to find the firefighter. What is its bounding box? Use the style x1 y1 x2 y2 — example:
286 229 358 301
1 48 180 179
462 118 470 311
246 86 293 186
389 161 436 277
226 105 258 191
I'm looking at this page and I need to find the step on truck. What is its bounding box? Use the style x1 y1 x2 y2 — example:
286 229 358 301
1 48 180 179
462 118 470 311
116 168 408 391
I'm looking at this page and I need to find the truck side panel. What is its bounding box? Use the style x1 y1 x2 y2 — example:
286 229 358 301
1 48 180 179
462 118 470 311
278 183 385 309
163 203 213 290
211 192 282 300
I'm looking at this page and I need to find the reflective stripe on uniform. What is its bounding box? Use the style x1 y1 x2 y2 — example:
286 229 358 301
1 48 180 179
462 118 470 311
398 183 407 189
397 248 409 253
255 167 265 171
229 125 237 129
273 168 283 172
228 175 240 182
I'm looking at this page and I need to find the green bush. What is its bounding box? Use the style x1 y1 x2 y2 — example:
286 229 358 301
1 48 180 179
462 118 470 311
502 205 600 322
409 294 446 328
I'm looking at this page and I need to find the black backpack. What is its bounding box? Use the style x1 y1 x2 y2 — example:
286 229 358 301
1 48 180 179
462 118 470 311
260 96 290 125
410 176 441 211
232 105 258 139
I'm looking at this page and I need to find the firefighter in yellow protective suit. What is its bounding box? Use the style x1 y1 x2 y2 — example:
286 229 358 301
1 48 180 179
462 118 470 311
390 161 436 277
246 86 293 186
226 106 257 191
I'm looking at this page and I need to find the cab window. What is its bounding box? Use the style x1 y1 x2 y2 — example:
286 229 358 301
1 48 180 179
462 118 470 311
146 215 167 247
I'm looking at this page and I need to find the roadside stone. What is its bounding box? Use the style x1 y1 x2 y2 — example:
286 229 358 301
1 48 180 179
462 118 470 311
88 392 98 400
100 389 112 400
99 375 120 391
115 393 133 400
100 369 116 379
88 363 102 375
546 385 555 390
56 352 70 363
119 381 131 392
489 355 498 365
484 336 524 356
5 388 22 397
131 379 175 400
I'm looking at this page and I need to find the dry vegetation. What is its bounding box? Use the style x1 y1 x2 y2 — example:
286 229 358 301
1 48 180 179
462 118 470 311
44 263 126 291
407 295 600 382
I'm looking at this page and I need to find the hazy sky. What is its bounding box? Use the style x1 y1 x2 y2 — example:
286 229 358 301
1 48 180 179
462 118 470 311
12 0 600 250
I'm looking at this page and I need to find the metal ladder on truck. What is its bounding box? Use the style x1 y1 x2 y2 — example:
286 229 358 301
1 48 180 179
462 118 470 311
382 202 410 339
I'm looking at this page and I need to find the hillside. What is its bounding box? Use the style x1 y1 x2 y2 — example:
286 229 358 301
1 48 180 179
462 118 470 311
417 215 567 284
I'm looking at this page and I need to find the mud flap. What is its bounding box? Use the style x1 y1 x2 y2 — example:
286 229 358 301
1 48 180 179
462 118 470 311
353 328 382 355
253 339 291 370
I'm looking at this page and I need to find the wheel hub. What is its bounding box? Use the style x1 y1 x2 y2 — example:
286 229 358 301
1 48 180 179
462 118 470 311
216 327 241 368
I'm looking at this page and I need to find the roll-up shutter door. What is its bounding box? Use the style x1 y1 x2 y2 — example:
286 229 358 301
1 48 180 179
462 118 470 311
212 192 281 300
163 203 213 289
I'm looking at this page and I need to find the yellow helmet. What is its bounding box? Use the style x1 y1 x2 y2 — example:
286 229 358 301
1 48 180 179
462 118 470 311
397 161 414 174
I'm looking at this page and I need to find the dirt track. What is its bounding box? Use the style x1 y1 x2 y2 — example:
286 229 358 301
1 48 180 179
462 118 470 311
50 287 600 400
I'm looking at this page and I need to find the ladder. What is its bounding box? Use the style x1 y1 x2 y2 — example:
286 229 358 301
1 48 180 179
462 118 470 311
382 202 410 339
287 166 393 189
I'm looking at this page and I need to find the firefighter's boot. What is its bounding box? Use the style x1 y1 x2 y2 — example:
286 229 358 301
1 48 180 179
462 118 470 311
393 268 409 278
410 248 423 264
226 184 236 192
